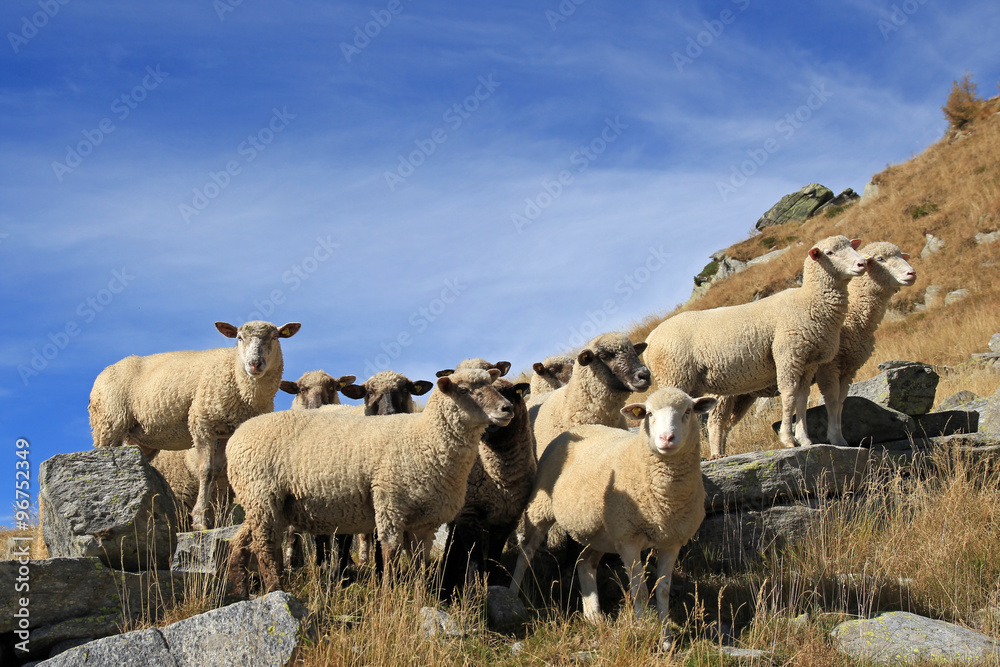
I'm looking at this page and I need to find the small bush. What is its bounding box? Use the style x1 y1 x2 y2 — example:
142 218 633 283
942 72 982 131
911 202 939 219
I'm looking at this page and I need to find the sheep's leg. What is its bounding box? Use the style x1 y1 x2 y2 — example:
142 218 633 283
356 534 373 567
226 523 254 599
706 397 733 459
654 546 681 651
315 534 334 568
190 431 219 531
335 534 354 574
619 542 648 621
777 366 812 448
577 548 604 623
249 511 285 593
284 527 305 569
509 517 552 594
816 366 848 446
792 368 815 446
486 521 517 586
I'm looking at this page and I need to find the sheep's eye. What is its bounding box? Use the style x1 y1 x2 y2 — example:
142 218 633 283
825 249 834 256
876 256 885 262
598 351 611 359
458 386 469 394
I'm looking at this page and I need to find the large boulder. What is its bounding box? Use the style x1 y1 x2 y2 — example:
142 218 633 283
39 447 178 571
0 557 183 658
848 362 939 416
37 591 309 666
686 503 821 570
755 184 834 230
830 611 1000 664
772 397 916 446
813 188 860 216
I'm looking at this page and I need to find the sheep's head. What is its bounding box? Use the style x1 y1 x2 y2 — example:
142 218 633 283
483 379 532 449
436 358 512 378
807 236 867 279
532 355 575 387
216 320 300 379
436 368 513 427
577 333 651 393
344 370 433 415
280 370 356 409
861 241 916 289
622 388 716 457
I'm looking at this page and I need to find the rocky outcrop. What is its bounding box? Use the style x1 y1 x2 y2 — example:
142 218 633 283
755 184 834 230
814 188 860 216
831 611 1000 664
848 362 939 416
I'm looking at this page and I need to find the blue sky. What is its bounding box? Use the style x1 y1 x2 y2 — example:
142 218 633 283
1 0 998 524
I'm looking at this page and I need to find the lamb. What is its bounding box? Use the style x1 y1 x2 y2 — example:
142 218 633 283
439 378 535 598
644 236 867 457
89 320 300 530
529 354 575 396
509 388 717 650
531 332 651 458
280 370 357 410
226 368 513 595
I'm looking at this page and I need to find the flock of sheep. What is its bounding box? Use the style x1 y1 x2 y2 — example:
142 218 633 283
86 234 915 649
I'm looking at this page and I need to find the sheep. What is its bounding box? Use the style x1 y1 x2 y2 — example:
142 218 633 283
509 388 717 650
89 320 301 530
529 354 575 396
439 378 535 598
280 370 357 410
644 236 866 457
436 358 512 378
531 332 651 459
151 447 234 527
226 368 513 596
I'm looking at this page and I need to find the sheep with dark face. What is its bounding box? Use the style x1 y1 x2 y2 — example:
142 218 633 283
529 354 575 396
89 320 300 530
280 370 357 410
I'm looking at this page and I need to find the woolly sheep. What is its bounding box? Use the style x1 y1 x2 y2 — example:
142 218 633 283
436 358 512 378
151 447 234 526
280 370 357 410
226 368 513 595
531 332 651 458
89 320 300 530
529 354 575 396
644 236 866 456
440 378 535 598
510 388 717 650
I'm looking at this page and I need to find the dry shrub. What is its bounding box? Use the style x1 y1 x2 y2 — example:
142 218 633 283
943 72 983 131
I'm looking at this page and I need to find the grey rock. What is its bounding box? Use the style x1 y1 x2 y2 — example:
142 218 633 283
172 525 243 575
920 233 945 259
976 396 1000 436
755 184 834 230
830 611 1000 664
687 503 820 570
419 607 465 639
774 397 916 446
945 288 971 306
569 651 597 663
486 586 529 633
702 445 869 513
913 411 978 438
814 188 860 216
747 247 789 267
861 182 880 203
39 591 308 667
990 334 1000 353
923 284 944 308
849 362 939 416
975 231 1000 245
937 390 981 412
717 646 774 661
48 638 95 658
511 641 526 656
790 613 810 630
39 447 177 571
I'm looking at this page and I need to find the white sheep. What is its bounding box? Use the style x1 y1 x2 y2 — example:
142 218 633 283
510 388 716 650
529 354 575 396
436 358 512 378
151 447 234 527
644 236 866 456
280 370 357 410
226 368 513 595
531 332 651 458
89 320 300 530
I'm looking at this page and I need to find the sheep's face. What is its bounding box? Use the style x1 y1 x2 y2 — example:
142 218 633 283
532 356 575 387
217 320 301 379
808 236 867 279
436 359 512 378
862 242 916 288
437 369 513 427
348 371 433 416
280 371 356 409
623 389 716 456
578 333 651 393
483 380 531 449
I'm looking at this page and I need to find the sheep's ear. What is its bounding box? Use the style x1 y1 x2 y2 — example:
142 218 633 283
578 349 594 366
216 322 239 338
621 404 647 420
437 376 453 393
409 380 434 396
337 375 357 389
279 380 299 395
808 247 821 260
277 323 301 338
487 368 501 381
901 252 910 260
633 342 647 355
692 396 718 414
513 383 530 398
850 238 862 250
341 384 367 400
494 361 512 377
532 362 546 375
436 369 455 378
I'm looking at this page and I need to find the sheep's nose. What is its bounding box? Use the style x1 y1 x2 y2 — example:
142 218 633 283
499 401 513 416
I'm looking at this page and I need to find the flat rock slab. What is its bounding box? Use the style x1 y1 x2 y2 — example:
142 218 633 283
172 525 243 575
831 611 1000 664
913 410 978 438
850 362 939 416
38 591 308 667
687 503 821 570
39 446 177 571
774 397 915 446
702 445 869 513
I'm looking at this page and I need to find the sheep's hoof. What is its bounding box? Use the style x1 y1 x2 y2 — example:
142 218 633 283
658 633 673 653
